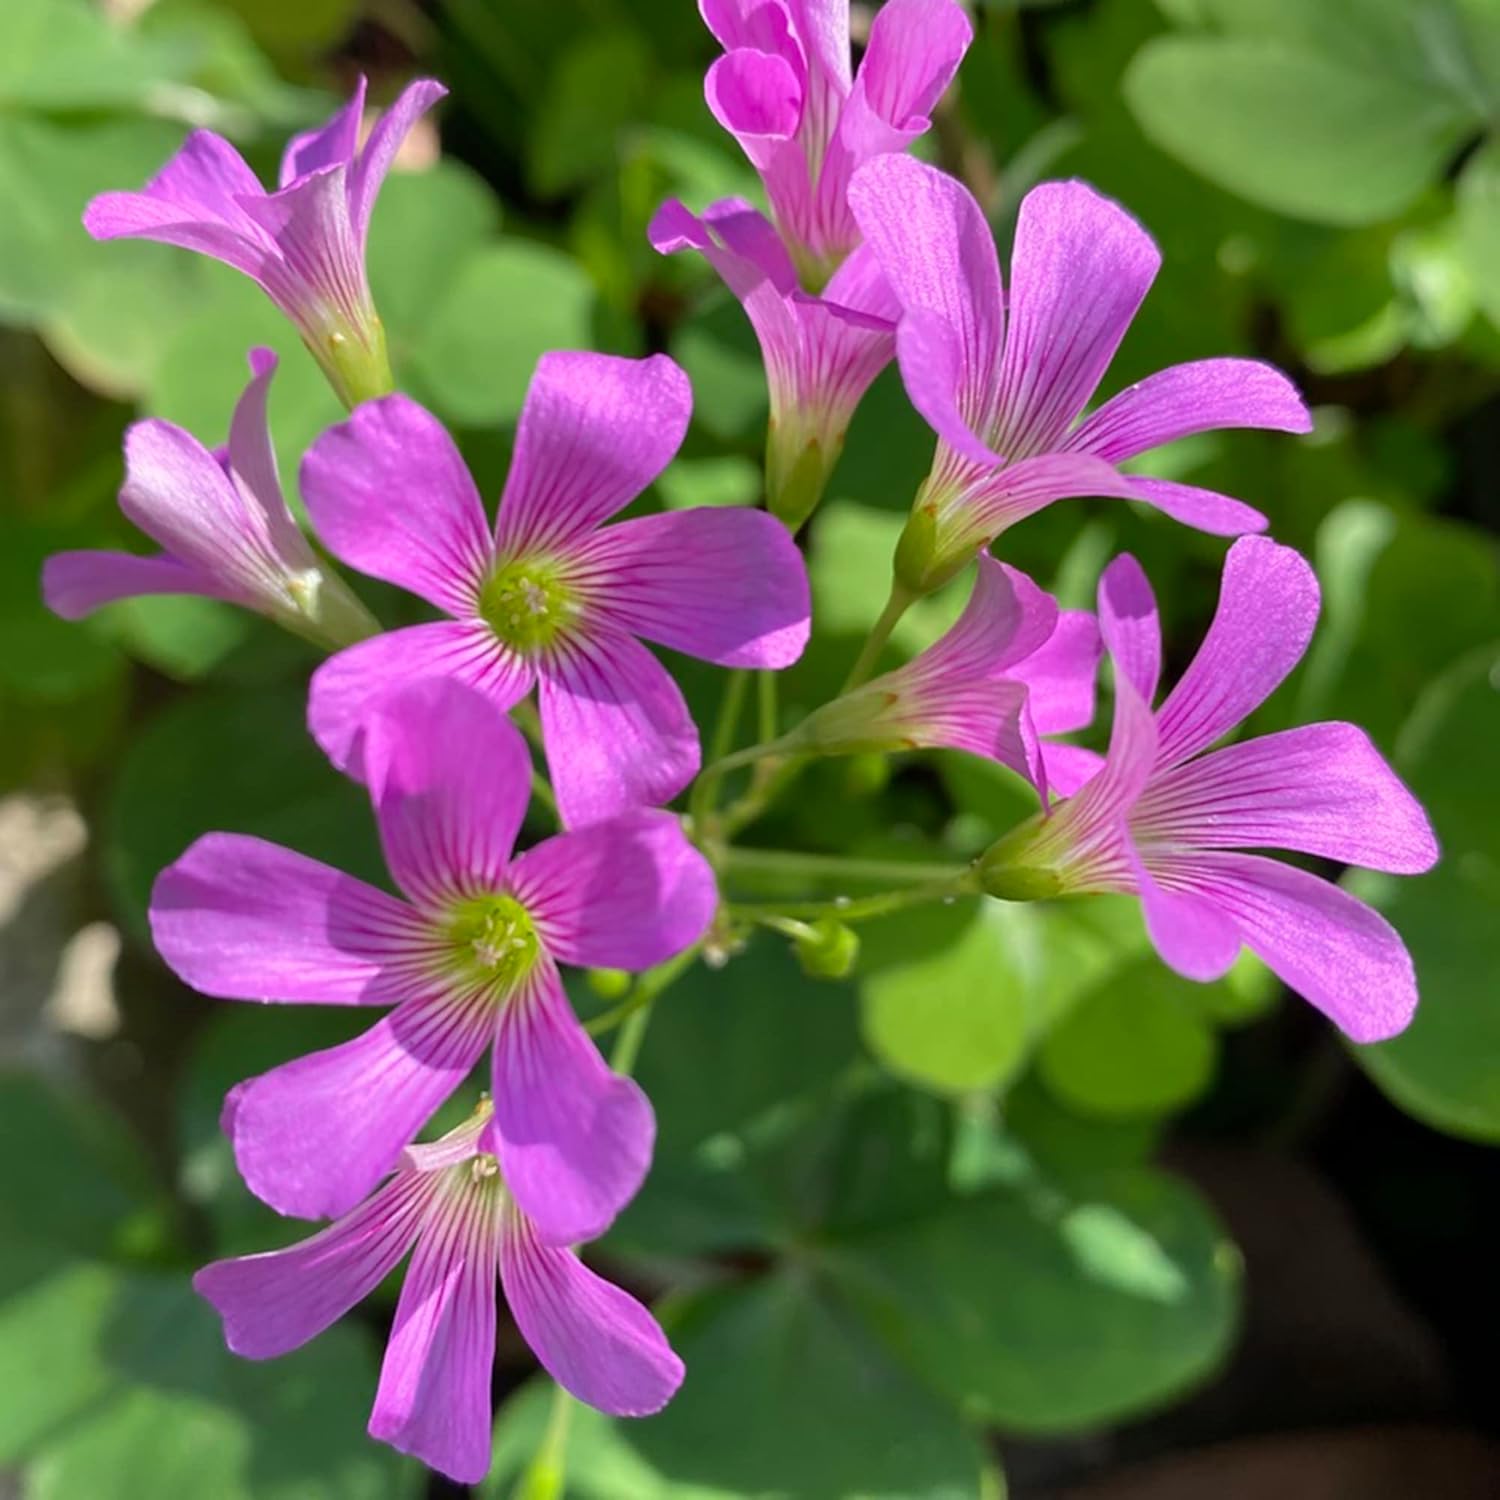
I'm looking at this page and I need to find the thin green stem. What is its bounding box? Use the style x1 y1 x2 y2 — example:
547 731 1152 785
512 1383 574 1500
757 670 779 742
841 579 916 692
709 669 750 763
592 944 702 1059
529 770 558 820
688 739 794 846
722 846 970 886
730 869 978 925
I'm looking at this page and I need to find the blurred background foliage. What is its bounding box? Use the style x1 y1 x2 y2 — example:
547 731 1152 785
1 0 1498 1496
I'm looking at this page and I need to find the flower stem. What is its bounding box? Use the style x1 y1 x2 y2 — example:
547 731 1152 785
709 669 750 763
757 670 779 742
722 846 971 886
688 738 796 848
842 579 916 692
513 1382 574 1500
730 866 980 924
591 944 702 1061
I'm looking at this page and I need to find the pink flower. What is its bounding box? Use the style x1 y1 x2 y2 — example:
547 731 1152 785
794 556 1101 799
700 0 972 283
195 1101 683 1485
301 352 811 827
83 77 444 407
848 157 1313 592
648 197 898 529
41 348 375 650
151 679 716 1240
983 538 1438 1042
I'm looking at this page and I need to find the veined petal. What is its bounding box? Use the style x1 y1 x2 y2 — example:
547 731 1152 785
699 0 803 65
280 77 366 187
1040 742 1104 797
1155 537 1319 768
1123 477 1268 538
1011 609 1102 737
1097 552 1162 704
1136 722 1439 874
117 415 311 617
348 79 448 242
195 1169 432 1359
224 347 313 565
227 997 494 1220
572 508 810 669
42 550 229 618
309 621 534 778
150 833 428 1005
1069 357 1312 463
495 353 692 556
1130 846 1241 982
301 394 491 616
922 557 1060 677
500 1211 683 1416
649 196 797 301
508 810 716 970
894 308 1005 467
849 155 1004 443
954 451 1142 545
705 49 803 171
1153 851 1419 1042
995 180 1160 456
538 630 699 828
491 961 654 1245
359 679 532 909
368 1171 500 1485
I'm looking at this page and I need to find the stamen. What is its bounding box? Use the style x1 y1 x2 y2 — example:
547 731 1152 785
477 556 579 653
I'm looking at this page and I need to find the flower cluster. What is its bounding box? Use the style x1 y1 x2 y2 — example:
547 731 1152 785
49 15 1437 1487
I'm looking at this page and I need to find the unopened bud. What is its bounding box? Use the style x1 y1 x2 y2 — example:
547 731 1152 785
586 967 632 1000
767 430 840 533
794 917 860 979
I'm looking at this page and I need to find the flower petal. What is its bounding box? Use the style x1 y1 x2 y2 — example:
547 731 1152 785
508 809 716 969
280 77 365 187
368 1174 500 1485
348 79 448 242
995 180 1160 456
495 353 692 556
309 621 534 778
538 631 699 828
150 833 427 1005
1137 722 1438 874
42 550 228 618
1011 608 1102 737
224 347 310 564
853 0 972 138
704 49 803 171
1069 357 1312 463
195 1170 431 1359
572 508 810 668
227 998 494 1220
848 154 1004 445
491 962 654 1244
1097 552 1161 704
300 394 492 616
1155 536 1319 767
956 450 1142 544
500 1215 683 1416
1040 742 1104 797
1155 851 1419 1042
894 307 1005 467
1131 847 1241 982
1123 477 1268 538
359 678 533 909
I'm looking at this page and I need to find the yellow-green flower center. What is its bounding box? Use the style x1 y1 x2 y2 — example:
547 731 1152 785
445 893 540 990
477 558 578 653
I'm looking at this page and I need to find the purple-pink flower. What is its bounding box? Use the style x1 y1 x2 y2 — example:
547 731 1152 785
795 556 1101 799
984 537 1438 1042
151 678 716 1241
196 1100 683 1484
301 351 811 828
83 77 444 407
847 156 1313 592
41 348 376 650
700 0 972 283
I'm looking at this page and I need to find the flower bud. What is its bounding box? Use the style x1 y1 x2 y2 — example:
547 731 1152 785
794 918 860 980
586 968 632 1001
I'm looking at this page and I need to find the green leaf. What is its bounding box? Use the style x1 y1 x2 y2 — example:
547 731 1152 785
1458 141 1500 331
859 899 1043 1095
529 29 653 196
1038 957 1219 1119
626 1275 990 1498
1354 646 1500 1141
103 685 383 946
839 1165 1241 1431
0 115 185 324
99 595 254 682
0 0 175 111
406 241 595 428
1124 38 1474 225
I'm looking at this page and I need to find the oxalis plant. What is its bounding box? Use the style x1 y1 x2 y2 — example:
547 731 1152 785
39 2 1441 1491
